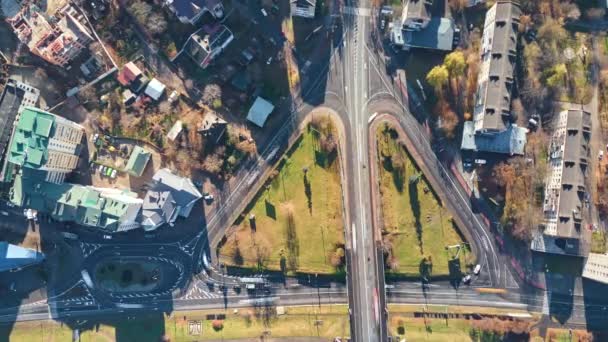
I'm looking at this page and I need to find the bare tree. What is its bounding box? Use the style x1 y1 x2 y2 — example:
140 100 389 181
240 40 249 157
202 84 222 105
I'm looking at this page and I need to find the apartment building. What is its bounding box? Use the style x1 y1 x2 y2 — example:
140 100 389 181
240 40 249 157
6 107 85 184
460 0 527 155
531 109 591 256
8 5 93 67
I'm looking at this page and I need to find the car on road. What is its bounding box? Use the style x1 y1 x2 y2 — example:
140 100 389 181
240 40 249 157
462 274 472 284
103 235 112 240
473 264 481 275
1 211 8 216
261 8 268 16
266 56 273 65
6 201 15 208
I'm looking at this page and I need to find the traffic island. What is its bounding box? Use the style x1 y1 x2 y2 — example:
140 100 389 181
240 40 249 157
218 117 346 275
374 122 475 279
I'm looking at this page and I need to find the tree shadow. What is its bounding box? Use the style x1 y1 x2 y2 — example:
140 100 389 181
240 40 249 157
419 257 433 280
448 258 463 288
409 179 423 254
303 173 312 214
264 200 276 220
285 210 299 271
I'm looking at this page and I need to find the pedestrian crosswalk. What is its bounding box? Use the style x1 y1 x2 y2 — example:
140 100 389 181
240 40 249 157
79 242 102 258
182 283 222 300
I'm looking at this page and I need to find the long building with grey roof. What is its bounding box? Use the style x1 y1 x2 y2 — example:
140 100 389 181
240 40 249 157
531 108 591 256
461 0 527 155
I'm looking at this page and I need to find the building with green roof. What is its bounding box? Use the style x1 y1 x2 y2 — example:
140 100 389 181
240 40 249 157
10 169 142 232
124 146 151 177
6 107 84 184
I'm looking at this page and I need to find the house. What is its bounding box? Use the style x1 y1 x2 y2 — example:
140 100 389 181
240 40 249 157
176 24 234 69
0 242 45 272
144 78 166 101
246 97 274 128
198 111 227 144
0 80 40 181
5 107 85 184
531 108 591 256
124 145 151 177
165 0 224 24
116 61 148 93
8 5 93 67
167 120 183 141
140 168 202 231
583 253 608 284
395 17 456 51
400 0 432 31
10 170 143 232
122 89 136 105
460 1 527 155
291 0 316 18
392 0 457 52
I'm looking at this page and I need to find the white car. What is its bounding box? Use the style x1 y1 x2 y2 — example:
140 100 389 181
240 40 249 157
462 274 472 284
266 56 273 65
103 235 112 240
473 264 481 275
98 164 104 173
110 169 117 179
261 8 268 16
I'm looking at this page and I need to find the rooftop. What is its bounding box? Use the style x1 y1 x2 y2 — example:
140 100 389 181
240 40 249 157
124 145 151 177
0 242 45 272
474 0 520 132
167 0 221 21
461 121 527 155
403 17 455 51
247 97 274 128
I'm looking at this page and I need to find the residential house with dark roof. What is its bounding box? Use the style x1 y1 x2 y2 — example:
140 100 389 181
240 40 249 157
460 0 527 155
0 242 45 272
140 168 202 231
175 24 234 69
5 107 85 184
291 0 316 18
8 5 93 67
198 112 227 144
165 0 224 24
531 108 591 256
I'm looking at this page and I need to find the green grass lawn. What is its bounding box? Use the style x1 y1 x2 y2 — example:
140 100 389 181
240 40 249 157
376 125 473 278
389 315 473 342
591 231 606 254
1 306 350 341
219 126 345 275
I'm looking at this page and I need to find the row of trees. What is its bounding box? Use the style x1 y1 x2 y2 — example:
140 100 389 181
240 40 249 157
128 1 168 36
493 130 548 241
426 44 480 138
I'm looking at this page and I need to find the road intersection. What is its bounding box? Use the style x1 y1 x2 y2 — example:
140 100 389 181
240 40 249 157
4 2 608 342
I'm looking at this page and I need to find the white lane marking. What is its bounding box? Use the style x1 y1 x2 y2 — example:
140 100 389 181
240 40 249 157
344 6 371 16
352 223 357 251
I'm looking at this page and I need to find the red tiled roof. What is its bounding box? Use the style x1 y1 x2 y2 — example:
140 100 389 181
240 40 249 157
116 61 143 86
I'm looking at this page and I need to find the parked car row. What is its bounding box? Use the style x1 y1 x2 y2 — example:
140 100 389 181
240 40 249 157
91 162 118 179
